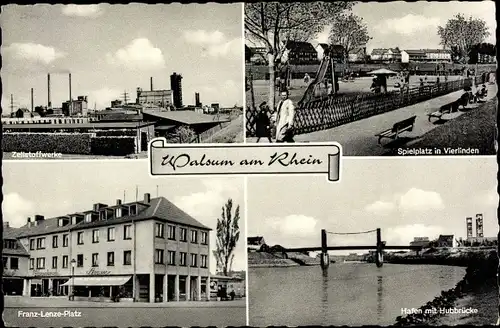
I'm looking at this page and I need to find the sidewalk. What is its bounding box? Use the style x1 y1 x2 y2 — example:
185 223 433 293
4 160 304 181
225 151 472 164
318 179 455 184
247 84 496 156
5 296 246 308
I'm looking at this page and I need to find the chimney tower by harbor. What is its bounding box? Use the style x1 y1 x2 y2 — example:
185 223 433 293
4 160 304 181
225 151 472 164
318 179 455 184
69 73 72 115
47 74 51 108
31 88 34 112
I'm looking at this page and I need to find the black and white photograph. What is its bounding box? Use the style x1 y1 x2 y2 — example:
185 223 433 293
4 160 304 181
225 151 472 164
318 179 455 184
2 161 246 327
245 1 496 155
247 158 497 326
1 3 244 160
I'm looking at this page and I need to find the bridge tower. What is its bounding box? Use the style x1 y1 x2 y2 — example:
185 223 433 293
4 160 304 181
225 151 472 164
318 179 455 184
376 228 384 267
320 229 330 270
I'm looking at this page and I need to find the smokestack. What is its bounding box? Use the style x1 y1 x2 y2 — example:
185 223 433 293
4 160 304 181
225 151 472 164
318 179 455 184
31 88 34 112
150 77 153 91
47 74 51 108
69 73 72 115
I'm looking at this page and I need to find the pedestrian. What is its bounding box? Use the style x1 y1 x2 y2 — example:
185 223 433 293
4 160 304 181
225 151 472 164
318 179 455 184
275 90 295 143
255 102 272 143
303 73 310 85
230 290 236 301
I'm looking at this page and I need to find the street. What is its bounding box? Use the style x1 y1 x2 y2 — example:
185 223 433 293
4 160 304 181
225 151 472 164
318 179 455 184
3 296 247 327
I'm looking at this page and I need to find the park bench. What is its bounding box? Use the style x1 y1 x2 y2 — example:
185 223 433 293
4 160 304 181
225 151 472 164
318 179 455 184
427 102 454 122
375 115 417 144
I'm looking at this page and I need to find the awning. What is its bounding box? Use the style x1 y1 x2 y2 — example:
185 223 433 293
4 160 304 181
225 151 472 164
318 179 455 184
61 276 131 287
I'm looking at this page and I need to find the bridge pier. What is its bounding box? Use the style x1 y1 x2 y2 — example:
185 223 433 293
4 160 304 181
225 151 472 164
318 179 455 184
376 228 384 268
321 229 329 270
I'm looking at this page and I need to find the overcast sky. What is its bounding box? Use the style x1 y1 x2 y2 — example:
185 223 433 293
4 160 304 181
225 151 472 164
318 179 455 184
247 158 497 255
1 4 243 111
2 161 246 274
315 1 496 52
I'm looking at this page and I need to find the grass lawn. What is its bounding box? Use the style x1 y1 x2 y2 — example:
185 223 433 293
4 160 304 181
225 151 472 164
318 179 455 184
386 98 497 155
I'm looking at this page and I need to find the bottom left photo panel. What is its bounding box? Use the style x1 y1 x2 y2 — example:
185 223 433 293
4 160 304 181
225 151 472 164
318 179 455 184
2 160 247 327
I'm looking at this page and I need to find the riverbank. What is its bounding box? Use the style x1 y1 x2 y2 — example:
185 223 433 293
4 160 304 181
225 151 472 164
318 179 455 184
392 248 497 326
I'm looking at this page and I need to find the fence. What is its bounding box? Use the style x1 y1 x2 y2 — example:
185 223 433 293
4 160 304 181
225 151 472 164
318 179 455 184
246 76 481 137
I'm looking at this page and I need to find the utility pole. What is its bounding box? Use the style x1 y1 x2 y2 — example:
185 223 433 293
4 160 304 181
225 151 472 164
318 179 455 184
123 91 129 104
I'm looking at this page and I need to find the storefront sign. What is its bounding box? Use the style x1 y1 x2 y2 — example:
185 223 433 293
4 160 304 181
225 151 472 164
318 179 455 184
86 268 111 275
33 271 59 277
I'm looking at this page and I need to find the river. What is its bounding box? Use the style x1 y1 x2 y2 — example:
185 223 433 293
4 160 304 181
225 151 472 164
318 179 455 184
249 263 466 326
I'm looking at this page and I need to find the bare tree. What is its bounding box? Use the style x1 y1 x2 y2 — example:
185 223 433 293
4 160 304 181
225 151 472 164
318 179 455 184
328 13 371 68
213 199 240 276
437 14 490 64
245 2 353 110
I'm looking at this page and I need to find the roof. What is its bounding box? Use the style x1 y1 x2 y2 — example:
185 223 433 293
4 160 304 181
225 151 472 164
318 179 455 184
371 48 386 55
404 49 426 55
286 41 317 53
155 125 176 131
143 110 230 125
424 49 451 54
11 197 211 238
2 122 154 130
2 229 30 256
317 43 329 50
248 236 264 244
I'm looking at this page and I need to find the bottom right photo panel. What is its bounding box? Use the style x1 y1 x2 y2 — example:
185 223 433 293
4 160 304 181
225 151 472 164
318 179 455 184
246 157 497 326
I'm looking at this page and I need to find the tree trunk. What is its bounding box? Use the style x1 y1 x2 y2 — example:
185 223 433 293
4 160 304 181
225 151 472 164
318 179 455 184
268 53 276 110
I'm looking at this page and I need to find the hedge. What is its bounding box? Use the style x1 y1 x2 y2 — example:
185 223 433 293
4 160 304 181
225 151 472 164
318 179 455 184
90 136 137 156
94 129 137 137
2 133 93 154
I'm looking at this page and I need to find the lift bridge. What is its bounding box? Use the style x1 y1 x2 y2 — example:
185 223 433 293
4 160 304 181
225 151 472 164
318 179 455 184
271 228 423 269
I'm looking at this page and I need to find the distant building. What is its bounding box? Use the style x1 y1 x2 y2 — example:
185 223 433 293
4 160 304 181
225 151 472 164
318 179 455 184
410 237 430 248
247 236 266 251
349 48 365 63
249 46 267 65
283 41 318 65
170 73 183 109
370 48 401 62
401 49 428 63
62 96 88 117
437 235 454 247
195 93 201 107
136 88 173 109
424 49 452 62
15 108 31 118
211 103 220 113
111 99 123 108
478 53 496 64
316 43 329 61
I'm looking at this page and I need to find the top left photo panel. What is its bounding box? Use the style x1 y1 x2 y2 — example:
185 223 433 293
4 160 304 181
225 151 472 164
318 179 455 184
1 3 245 160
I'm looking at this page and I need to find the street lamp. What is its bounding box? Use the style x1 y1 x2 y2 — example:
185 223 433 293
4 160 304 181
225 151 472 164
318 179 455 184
70 259 76 301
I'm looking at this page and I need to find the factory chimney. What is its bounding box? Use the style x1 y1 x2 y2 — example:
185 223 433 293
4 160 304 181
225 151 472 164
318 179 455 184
31 88 34 112
47 74 51 108
150 77 153 91
69 73 72 115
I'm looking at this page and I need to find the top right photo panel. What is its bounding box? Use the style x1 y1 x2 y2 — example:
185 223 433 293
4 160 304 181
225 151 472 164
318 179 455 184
244 1 496 156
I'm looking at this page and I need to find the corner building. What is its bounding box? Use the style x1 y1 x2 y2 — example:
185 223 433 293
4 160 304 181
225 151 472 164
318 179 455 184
7 193 211 302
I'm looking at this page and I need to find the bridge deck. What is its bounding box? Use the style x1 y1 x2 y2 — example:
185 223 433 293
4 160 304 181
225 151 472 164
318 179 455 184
281 246 422 252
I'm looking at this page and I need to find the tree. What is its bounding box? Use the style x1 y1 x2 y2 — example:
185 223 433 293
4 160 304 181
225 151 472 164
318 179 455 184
171 125 196 143
245 2 353 109
328 13 371 68
213 199 240 276
437 14 490 64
